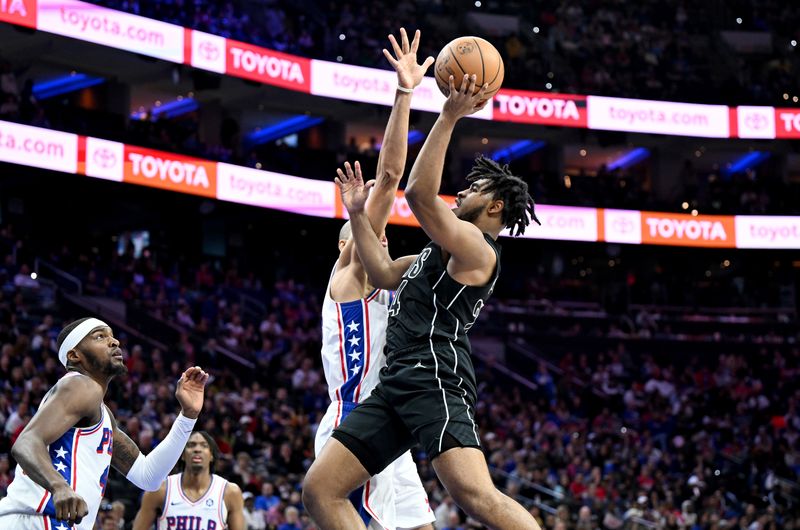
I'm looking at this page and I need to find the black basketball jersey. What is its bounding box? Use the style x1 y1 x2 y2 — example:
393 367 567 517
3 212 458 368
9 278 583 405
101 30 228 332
385 234 501 357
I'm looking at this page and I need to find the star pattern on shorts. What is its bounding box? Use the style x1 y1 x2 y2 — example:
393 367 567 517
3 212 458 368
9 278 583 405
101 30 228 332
55 461 67 473
342 313 365 385
54 447 68 460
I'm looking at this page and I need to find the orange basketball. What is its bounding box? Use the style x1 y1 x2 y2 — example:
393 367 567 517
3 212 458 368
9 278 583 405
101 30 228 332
434 36 505 102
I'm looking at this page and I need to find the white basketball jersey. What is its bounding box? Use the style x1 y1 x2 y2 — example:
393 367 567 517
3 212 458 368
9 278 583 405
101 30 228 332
157 473 229 530
320 265 392 423
0 373 115 530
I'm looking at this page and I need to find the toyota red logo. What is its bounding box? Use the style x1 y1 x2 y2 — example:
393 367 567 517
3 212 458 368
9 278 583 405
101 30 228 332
93 148 117 169
198 40 220 62
744 112 767 130
612 217 634 234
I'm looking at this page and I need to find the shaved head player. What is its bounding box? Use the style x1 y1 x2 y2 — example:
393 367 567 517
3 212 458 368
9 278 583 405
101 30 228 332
313 28 436 530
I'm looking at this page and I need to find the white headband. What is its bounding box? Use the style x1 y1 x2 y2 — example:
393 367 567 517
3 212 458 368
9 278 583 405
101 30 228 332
58 318 109 367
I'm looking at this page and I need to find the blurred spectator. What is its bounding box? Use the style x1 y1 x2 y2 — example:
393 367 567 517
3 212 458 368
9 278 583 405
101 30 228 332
243 491 267 530
277 505 302 530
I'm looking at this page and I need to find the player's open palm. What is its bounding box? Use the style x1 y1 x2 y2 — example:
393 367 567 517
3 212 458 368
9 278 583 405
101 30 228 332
443 74 489 119
52 484 88 525
175 366 209 419
336 161 374 214
384 28 435 90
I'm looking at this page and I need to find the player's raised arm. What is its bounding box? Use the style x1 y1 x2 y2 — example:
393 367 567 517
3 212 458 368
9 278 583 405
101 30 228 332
333 29 433 296
404 75 494 270
111 366 208 491
336 162 416 290
365 27 434 231
332 29 433 301
11 377 102 525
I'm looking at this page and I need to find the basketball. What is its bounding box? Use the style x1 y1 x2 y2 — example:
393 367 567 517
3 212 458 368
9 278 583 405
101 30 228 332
434 36 505 101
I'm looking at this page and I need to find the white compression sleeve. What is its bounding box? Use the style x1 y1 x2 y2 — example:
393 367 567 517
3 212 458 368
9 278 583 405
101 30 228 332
125 413 197 491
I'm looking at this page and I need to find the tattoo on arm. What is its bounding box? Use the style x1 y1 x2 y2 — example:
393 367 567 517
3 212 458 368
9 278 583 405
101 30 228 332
110 416 141 475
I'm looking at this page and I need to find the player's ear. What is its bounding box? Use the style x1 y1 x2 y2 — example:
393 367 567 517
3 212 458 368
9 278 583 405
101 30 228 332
488 198 504 215
66 348 81 366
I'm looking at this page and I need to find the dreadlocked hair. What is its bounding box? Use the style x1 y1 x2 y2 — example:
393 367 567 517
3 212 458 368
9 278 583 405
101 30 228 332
466 155 541 236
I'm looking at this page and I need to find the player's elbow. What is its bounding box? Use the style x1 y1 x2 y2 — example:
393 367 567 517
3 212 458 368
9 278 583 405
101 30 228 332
404 185 422 205
10 432 34 462
9 437 23 462
378 168 403 187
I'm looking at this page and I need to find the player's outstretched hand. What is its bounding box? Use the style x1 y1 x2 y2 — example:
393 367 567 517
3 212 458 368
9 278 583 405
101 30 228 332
383 27 434 91
335 161 374 215
175 366 209 419
442 74 488 120
52 483 88 526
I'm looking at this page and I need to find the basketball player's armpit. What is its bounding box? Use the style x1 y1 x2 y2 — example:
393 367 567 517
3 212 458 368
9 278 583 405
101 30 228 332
110 427 141 475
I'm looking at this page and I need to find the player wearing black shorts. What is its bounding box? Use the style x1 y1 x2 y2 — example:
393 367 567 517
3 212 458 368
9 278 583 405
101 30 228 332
303 74 543 530
334 233 499 470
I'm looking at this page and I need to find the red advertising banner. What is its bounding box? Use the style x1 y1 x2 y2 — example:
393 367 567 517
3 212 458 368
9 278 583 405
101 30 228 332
493 89 587 127
775 108 800 139
226 39 311 92
641 212 736 248
123 145 217 198
0 0 36 27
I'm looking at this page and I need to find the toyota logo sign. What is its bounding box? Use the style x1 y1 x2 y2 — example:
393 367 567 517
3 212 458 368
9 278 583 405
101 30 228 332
93 148 117 169
198 40 220 62
612 216 634 234
744 112 767 130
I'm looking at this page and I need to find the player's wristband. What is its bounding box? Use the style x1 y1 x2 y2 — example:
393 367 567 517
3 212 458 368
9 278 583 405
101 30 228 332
397 85 414 93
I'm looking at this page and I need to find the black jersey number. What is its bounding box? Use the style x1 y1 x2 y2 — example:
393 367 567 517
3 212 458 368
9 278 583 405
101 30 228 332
388 279 408 317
